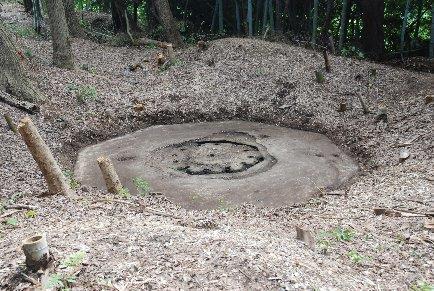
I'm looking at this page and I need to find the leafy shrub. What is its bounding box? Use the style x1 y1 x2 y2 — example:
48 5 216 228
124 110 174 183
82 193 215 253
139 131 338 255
133 177 151 196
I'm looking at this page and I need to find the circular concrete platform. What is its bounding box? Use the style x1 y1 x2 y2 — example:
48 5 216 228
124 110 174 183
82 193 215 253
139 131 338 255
74 121 358 210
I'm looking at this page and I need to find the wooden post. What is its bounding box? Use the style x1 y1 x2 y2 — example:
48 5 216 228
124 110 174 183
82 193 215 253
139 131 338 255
18 117 72 195
97 156 123 194
166 43 175 63
323 49 331 72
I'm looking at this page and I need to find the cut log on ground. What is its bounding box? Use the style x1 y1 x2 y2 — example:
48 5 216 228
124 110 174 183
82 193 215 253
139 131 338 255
166 43 175 63
323 49 331 72
22 233 50 271
0 91 40 114
18 117 72 196
136 38 169 48
97 156 123 194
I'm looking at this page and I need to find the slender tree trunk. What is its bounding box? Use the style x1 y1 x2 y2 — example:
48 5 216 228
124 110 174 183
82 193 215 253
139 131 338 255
46 0 74 69
430 3 434 58
247 0 253 36
322 0 333 45
0 19 44 102
211 0 218 32
218 0 223 34
338 0 349 52
359 0 385 59
154 0 183 47
413 0 423 40
275 0 281 32
235 0 241 34
262 0 268 34
268 0 274 32
32 0 43 34
311 0 319 46
63 0 85 37
400 0 411 56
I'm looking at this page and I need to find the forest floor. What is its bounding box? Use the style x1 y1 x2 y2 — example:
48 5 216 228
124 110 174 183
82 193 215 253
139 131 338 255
1 2 434 290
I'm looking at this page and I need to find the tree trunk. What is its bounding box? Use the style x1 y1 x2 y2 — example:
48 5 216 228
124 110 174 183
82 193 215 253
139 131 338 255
311 0 319 46
235 0 241 34
0 19 44 102
275 0 281 32
218 0 223 34
247 0 253 36
32 0 43 34
46 0 74 69
430 3 434 58
63 0 85 37
413 0 423 40
154 0 183 47
322 0 333 46
338 0 349 52
111 0 127 33
359 0 385 59
23 0 33 13
400 0 411 56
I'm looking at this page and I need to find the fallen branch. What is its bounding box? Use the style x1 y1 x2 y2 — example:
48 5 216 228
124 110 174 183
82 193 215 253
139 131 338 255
0 209 22 218
0 91 39 114
136 38 169 48
4 204 37 210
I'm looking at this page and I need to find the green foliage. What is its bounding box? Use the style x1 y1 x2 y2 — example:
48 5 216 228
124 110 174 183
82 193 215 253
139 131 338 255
341 46 365 59
67 84 98 104
5 217 18 227
410 281 434 291
6 23 38 38
63 170 80 189
80 63 97 74
347 250 364 264
60 251 85 268
46 273 64 289
24 49 34 59
315 71 325 83
317 227 356 254
217 197 230 212
255 68 266 76
45 273 77 290
118 187 131 199
24 210 37 219
331 227 355 242
9 192 23 204
133 177 151 196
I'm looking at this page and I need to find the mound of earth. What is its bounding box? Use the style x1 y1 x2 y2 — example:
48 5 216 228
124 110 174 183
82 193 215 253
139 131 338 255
0 4 433 289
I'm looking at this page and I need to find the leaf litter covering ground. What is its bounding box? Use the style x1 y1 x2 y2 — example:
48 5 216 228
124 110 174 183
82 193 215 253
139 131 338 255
0 3 434 290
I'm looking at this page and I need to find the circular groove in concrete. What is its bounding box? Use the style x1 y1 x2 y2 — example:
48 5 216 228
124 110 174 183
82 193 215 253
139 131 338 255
75 121 359 210
150 131 276 179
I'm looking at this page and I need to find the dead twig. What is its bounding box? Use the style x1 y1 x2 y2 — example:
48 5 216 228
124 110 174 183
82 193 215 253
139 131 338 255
0 209 22 218
19 272 39 285
5 204 37 210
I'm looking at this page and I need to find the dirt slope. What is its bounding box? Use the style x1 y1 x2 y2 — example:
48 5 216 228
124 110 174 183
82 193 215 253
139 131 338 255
0 3 433 290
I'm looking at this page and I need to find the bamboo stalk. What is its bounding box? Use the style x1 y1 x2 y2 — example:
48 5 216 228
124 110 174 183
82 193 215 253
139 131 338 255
97 156 123 194
17 117 72 196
